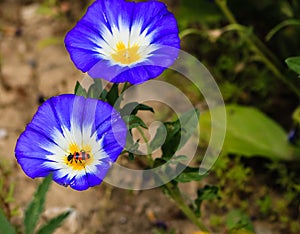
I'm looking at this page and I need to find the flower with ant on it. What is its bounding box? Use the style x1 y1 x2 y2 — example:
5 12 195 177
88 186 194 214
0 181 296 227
15 94 126 191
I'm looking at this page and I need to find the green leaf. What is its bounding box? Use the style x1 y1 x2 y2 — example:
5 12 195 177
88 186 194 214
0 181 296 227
161 109 199 160
292 107 300 124
285 56 300 75
36 210 71 234
161 121 181 160
0 209 16 234
177 109 199 150
153 158 167 168
74 81 87 98
200 105 298 160
174 165 207 183
123 115 147 130
149 123 167 152
37 37 63 49
226 209 254 232
24 174 52 234
106 83 119 106
194 185 219 217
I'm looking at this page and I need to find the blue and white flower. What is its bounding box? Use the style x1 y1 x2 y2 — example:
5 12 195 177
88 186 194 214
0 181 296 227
15 94 127 191
64 0 180 84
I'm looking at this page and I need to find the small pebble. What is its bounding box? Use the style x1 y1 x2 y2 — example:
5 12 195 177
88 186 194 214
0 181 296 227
0 129 8 139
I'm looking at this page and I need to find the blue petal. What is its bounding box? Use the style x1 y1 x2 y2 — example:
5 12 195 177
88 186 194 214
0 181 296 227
69 173 89 191
17 158 56 178
86 162 111 187
93 101 127 160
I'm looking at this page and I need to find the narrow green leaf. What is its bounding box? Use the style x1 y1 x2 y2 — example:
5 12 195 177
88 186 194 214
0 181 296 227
36 210 71 234
24 174 52 234
106 83 119 106
0 209 16 234
286 56 300 75
175 165 207 183
123 115 147 130
161 121 181 160
74 81 87 97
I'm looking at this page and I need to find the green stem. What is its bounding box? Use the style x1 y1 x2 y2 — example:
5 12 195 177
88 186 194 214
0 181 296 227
179 28 202 40
163 182 210 232
215 0 300 97
136 126 209 232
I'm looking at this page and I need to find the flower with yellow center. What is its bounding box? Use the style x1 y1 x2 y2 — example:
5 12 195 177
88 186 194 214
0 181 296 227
64 0 180 84
15 94 127 191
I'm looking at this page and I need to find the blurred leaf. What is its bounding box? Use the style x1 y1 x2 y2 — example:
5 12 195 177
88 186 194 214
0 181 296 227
176 0 222 27
36 210 71 234
0 209 16 234
38 37 63 49
174 165 207 183
194 185 219 216
123 115 147 130
226 209 254 233
200 105 299 160
285 56 300 75
292 107 300 124
24 174 52 234
4 183 15 203
74 81 87 98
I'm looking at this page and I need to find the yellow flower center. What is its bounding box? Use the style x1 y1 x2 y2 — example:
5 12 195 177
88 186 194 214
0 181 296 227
111 42 141 65
64 143 93 170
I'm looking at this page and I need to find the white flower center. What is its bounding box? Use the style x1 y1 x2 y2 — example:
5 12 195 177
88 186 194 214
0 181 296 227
97 19 159 66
